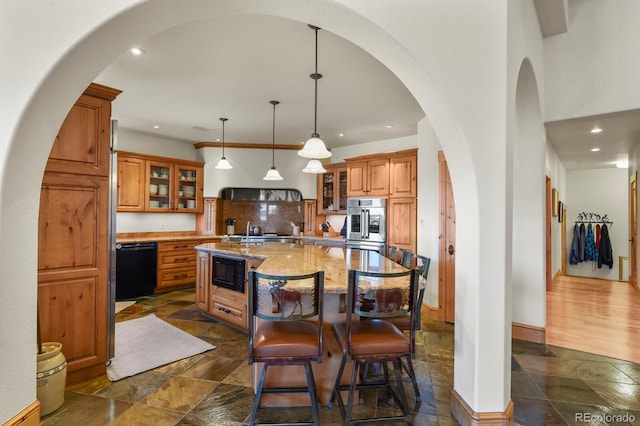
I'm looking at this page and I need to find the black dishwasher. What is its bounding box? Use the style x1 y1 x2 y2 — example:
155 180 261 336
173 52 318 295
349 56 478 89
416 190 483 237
116 242 157 300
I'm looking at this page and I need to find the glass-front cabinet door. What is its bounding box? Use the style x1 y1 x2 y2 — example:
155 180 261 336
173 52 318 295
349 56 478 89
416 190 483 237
147 160 173 212
175 164 202 212
317 163 347 215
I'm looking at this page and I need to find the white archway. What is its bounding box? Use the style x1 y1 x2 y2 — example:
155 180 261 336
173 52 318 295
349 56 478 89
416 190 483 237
0 1 508 421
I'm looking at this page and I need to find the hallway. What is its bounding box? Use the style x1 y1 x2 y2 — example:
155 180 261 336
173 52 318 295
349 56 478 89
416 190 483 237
547 275 640 364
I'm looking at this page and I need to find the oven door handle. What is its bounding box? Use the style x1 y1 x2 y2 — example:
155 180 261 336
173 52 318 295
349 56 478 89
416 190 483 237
363 209 370 239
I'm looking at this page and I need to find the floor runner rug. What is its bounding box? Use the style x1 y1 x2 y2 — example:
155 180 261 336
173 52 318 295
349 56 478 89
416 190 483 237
107 314 215 381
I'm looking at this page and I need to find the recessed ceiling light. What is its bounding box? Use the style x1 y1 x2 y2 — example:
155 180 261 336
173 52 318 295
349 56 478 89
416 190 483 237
153 125 160 129
215 138 221 142
590 127 602 133
591 147 600 152
339 133 344 137
385 125 393 129
130 47 145 55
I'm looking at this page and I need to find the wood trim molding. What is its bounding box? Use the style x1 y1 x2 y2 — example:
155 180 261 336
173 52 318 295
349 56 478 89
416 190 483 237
512 322 546 344
194 141 301 150
117 150 204 167
4 400 40 426
84 82 122 101
344 148 417 163
451 389 514 425
424 302 439 321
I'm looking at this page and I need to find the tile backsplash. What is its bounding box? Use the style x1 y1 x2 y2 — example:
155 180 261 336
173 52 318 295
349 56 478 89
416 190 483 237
221 200 304 235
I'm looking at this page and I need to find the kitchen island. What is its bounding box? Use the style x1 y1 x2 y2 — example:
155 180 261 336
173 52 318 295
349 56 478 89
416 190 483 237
194 241 407 406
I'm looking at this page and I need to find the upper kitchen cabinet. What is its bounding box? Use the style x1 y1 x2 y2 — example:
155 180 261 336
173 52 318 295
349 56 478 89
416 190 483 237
317 163 348 214
346 149 417 198
116 151 204 213
389 151 417 198
116 154 145 212
46 84 122 176
346 156 389 197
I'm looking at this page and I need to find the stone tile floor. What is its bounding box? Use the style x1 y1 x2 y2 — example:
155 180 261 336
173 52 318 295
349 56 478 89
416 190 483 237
41 289 640 425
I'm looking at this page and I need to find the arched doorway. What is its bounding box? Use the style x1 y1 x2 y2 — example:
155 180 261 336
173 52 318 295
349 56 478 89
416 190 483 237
1 1 505 421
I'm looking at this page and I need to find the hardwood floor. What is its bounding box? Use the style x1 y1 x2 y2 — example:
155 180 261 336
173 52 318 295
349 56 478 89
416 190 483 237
546 275 640 364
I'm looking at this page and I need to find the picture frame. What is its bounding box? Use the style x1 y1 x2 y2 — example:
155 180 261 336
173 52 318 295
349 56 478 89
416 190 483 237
558 201 564 223
552 188 559 217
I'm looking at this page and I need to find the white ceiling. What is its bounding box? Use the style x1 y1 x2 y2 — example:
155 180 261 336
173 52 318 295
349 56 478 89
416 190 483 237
95 15 424 150
95 13 640 170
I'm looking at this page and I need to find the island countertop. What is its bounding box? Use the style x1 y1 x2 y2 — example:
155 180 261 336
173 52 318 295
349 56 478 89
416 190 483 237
195 241 405 294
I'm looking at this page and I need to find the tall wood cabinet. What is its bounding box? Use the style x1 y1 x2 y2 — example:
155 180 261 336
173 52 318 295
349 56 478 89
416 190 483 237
38 83 121 384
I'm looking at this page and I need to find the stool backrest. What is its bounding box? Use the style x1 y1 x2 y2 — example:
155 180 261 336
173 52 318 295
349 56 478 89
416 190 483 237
249 270 324 322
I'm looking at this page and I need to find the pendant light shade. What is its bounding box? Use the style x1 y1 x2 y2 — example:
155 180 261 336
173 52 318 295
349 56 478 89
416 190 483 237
215 117 232 169
302 159 327 174
263 100 283 181
299 25 332 163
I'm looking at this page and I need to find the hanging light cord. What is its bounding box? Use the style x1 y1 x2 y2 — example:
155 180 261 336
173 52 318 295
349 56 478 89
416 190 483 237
310 25 322 138
220 117 227 157
272 102 276 166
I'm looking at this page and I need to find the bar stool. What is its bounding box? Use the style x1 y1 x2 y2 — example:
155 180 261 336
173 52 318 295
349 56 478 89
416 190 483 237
386 253 431 401
387 245 398 263
248 269 324 426
329 268 418 425
400 249 414 268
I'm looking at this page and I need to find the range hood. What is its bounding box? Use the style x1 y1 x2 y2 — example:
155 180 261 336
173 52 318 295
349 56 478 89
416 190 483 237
219 188 302 202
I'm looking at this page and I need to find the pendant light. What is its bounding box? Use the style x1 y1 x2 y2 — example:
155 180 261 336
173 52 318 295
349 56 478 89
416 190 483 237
215 117 232 169
263 100 283 181
299 24 332 170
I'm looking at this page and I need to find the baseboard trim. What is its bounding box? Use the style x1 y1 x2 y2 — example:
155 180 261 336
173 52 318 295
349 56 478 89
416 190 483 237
424 302 439 321
4 400 40 426
451 389 513 425
512 322 546 344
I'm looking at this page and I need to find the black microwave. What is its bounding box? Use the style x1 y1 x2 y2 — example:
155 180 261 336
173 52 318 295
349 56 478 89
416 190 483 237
211 255 246 293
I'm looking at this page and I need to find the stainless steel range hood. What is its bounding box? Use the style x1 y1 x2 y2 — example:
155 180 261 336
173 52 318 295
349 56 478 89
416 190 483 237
219 187 302 202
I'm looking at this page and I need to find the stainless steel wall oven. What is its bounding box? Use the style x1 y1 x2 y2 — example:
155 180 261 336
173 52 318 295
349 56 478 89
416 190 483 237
346 198 387 254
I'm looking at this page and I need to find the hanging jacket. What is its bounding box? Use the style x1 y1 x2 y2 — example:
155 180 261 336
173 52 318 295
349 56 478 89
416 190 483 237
595 224 601 250
597 224 613 269
578 223 586 262
585 223 598 262
569 224 581 265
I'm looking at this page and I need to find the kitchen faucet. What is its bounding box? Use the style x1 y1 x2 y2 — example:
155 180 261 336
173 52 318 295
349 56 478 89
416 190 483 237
245 221 251 242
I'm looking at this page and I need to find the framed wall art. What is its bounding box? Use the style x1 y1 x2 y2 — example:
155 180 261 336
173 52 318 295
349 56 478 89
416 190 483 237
552 188 559 217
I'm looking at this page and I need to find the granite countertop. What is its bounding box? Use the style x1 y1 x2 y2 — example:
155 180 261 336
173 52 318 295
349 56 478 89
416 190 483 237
196 241 406 294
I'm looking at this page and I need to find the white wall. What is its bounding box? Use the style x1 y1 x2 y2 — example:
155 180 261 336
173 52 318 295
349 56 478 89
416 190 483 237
199 146 317 199
330 135 417 161
544 0 640 121
565 168 628 280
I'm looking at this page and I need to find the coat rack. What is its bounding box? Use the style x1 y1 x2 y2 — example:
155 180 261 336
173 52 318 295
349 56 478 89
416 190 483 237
574 212 613 225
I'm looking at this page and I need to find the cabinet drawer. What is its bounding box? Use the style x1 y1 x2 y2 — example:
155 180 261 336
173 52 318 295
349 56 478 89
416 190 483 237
158 251 197 269
209 294 247 330
158 266 196 288
158 240 199 252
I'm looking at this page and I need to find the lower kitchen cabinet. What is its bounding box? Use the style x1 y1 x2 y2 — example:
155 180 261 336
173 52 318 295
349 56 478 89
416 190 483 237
196 251 263 331
156 240 199 291
388 197 417 252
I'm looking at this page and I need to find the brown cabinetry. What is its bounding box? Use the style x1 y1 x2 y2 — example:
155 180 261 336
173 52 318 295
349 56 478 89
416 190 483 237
317 163 348 214
38 83 121 384
198 253 263 331
117 155 145 211
116 151 204 213
156 240 199 291
304 199 324 235
346 158 389 197
390 154 417 198
388 197 417 252
196 197 222 235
